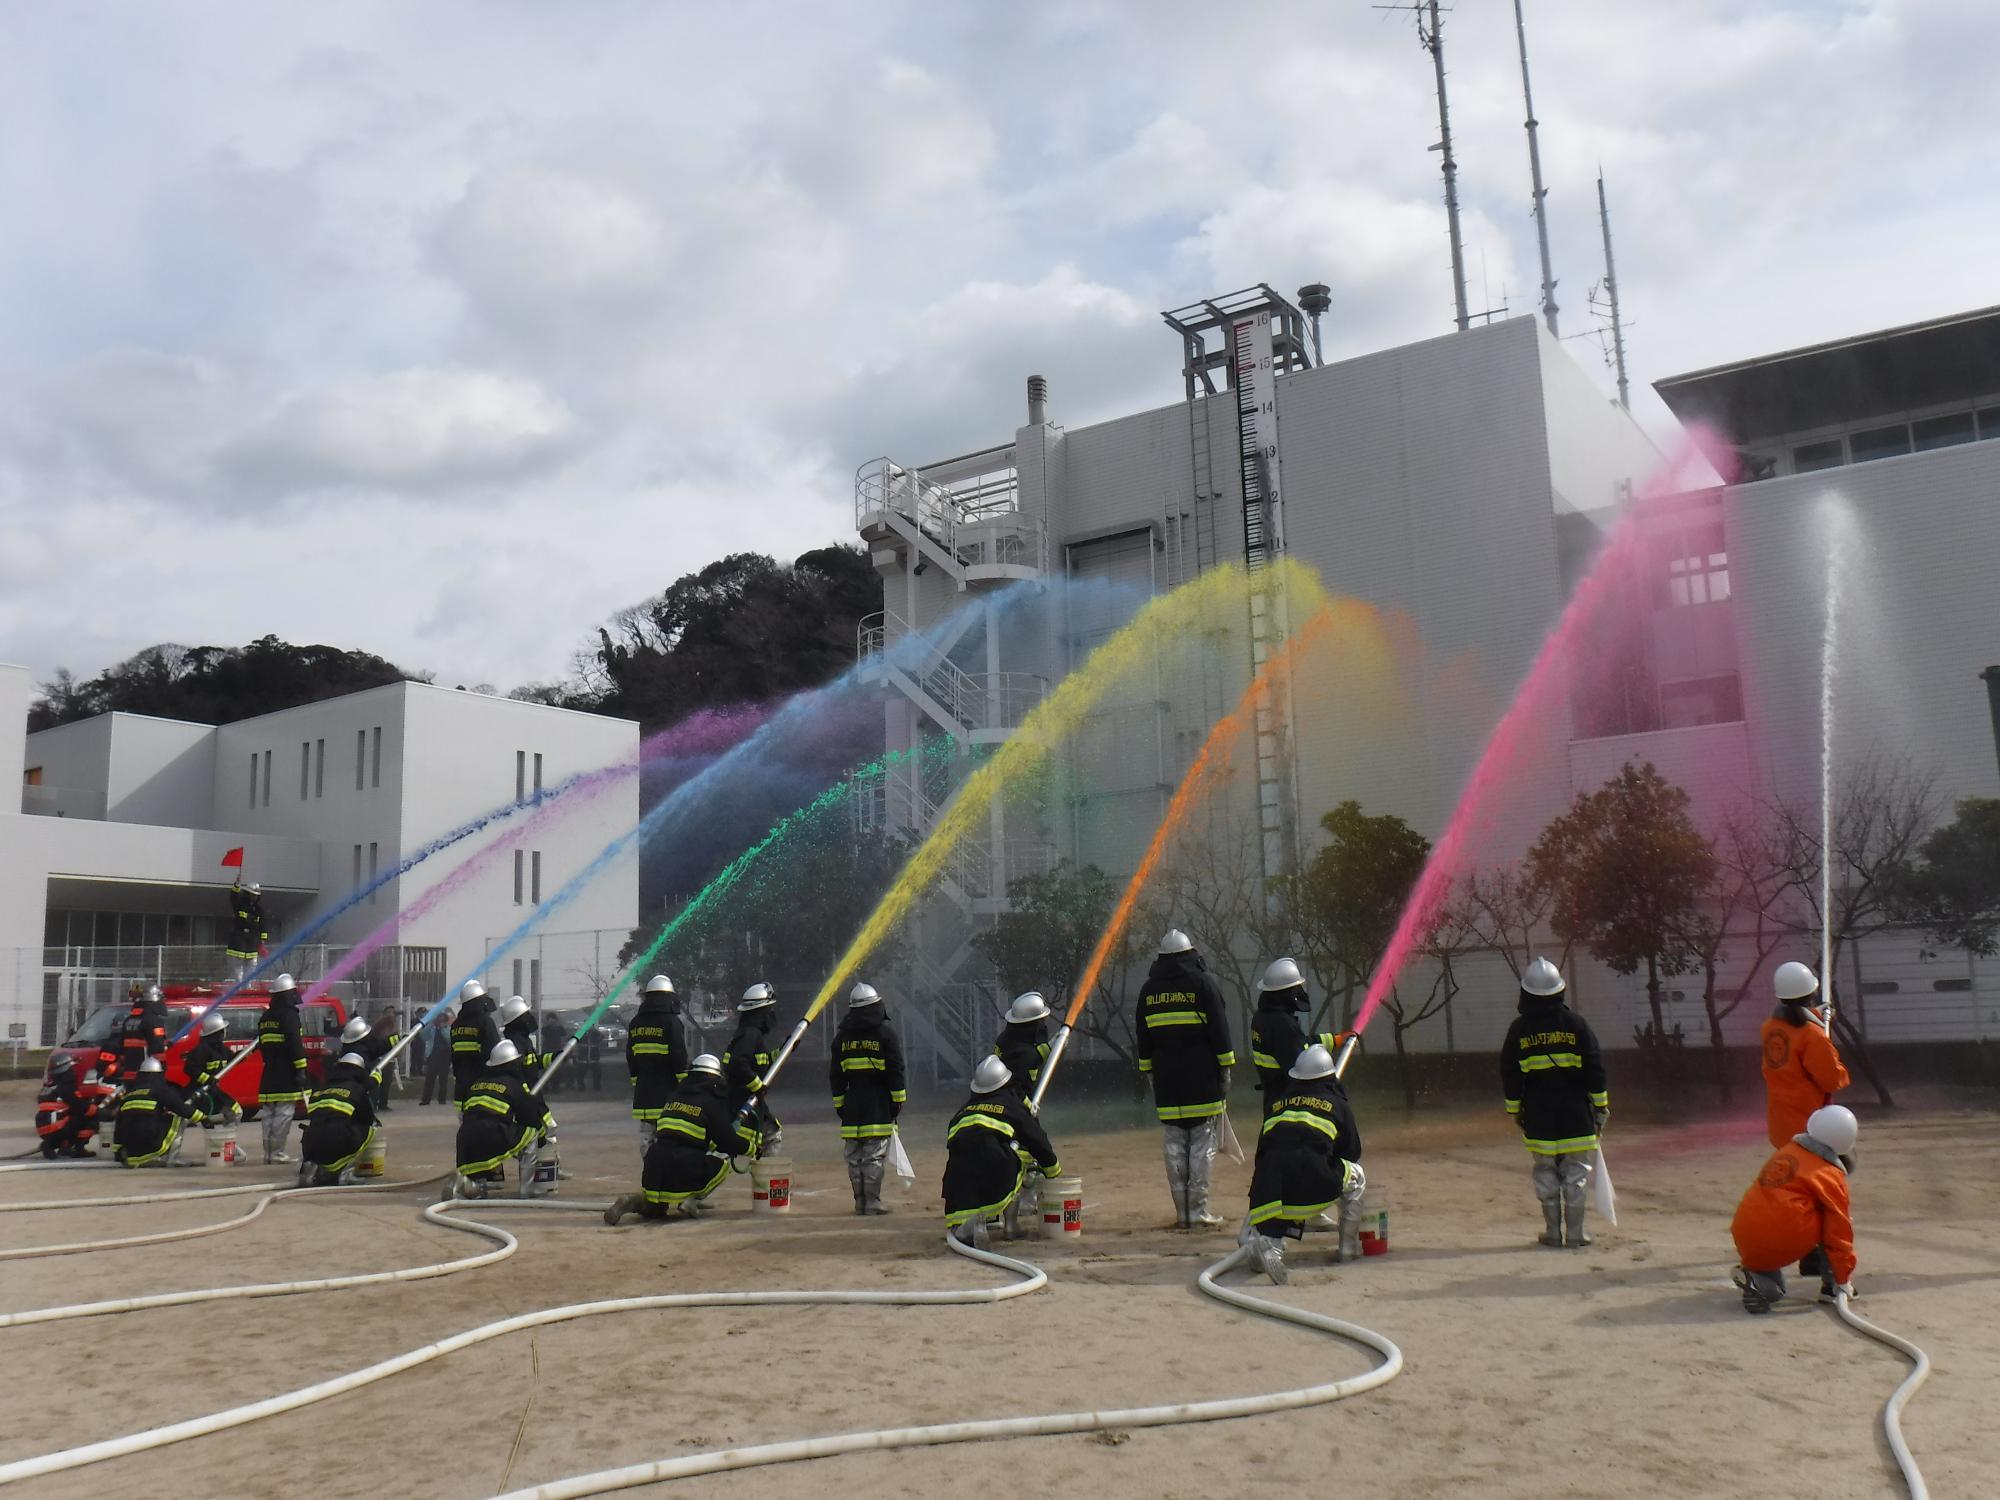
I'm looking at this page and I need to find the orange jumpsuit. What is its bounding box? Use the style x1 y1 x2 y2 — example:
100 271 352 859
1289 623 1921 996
1759 1012 1848 1148
1730 1140 1856 1283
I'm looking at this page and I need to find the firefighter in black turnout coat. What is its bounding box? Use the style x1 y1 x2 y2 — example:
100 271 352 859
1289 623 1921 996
184 1009 240 1151
114 1057 200 1168
448 1039 550 1199
1501 957 1609 1249
829 982 906 1215
724 982 784 1148
1250 958 1341 1107
1137 929 1236 1230
1243 1042 1366 1283
255 974 310 1164
299 1050 380 1186
113 984 171 1084
604 1054 760 1224
450 980 503 1109
626 974 689 1155
943 1056 1063 1249
993 991 1052 1099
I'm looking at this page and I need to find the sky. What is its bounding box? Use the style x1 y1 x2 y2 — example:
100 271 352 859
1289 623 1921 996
3 0 1993 696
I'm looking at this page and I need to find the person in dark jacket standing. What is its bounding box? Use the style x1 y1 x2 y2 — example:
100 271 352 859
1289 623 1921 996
114 984 171 1084
1249 958 1338 1108
605 1054 760 1224
341 1013 397 1113
184 1010 239 1151
255 974 310 1164
450 980 502 1110
496 996 546 1089
829 982 906 1215
1137 929 1237 1230
1500 958 1610 1249
627 974 689 1156
724 982 783 1148
225 881 266 981
420 1013 454 1105
993 992 1051 1100
299 1050 380 1186
1242 1043 1365 1283
943 1057 1063 1249
115 1057 200 1168
447 1039 551 1199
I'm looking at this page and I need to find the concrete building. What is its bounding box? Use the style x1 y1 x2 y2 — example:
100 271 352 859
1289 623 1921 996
3 671 638 1046
857 290 2000 1072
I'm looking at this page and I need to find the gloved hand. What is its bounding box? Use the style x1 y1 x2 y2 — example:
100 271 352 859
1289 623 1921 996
1592 1107 1610 1133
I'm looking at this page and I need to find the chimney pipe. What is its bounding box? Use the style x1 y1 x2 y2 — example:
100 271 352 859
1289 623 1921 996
1983 666 2000 785
1026 374 1049 427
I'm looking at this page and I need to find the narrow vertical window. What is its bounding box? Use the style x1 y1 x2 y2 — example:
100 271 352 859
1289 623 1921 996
512 958 524 997
371 726 382 788
353 844 363 889
261 750 271 807
250 754 257 808
529 958 541 1005
300 741 310 800
356 730 366 790
513 850 524 905
533 753 543 798
314 739 325 798
368 842 379 904
531 850 542 904
515 750 526 802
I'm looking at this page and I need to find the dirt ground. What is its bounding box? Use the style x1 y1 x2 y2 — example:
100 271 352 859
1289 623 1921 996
0 1077 1994 1500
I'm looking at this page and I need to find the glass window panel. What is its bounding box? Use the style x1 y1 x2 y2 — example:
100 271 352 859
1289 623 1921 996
1793 439 1845 473
1848 424 1912 464
1912 412 1975 451
1976 407 2000 440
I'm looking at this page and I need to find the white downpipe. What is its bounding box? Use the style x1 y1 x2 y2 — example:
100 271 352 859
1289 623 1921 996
1832 1292 1931 1499
493 1241 1402 1498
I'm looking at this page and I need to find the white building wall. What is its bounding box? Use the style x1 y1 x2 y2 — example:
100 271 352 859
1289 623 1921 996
107 715 215 826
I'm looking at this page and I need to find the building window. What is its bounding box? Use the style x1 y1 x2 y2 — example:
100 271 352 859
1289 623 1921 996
1977 407 2000 441
249 755 257 808
1658 524 1730 606
368 842 379 904
314 739 325 798
516 750 526 802
512 959 524 998
1659 674 1745 729
1848 423 1912 465
531 850 542 904
353 844 363 891
357 729 367 790
513 849 525 905
1912 412 1976 452
371 726 383 788
261 750 272 808
300 741 311 800
24 766 41 786
1792 439 1844 473
529 958 541 1005
533 752 543 799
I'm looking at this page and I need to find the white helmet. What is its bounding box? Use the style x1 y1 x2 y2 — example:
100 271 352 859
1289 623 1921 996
337 1050 368 1070
497 995 531 1027
340 1017 371 1045
144 985 163 1004
248 883 261 895
486 1039 521 1068
1289 1043 1337 1081
688 1053 723 1077
200 1011 228 1036
1522 958 1566 997
138 1056 163 1074
1774 961 1821 1003
1006 991 1050 1024
273 973 297 993
739 982 776 1011
848 982 882 1008
643 974 676 996
1159 928 1195 955
1258 958 1305 994
1806 1104 1858 1155
459 979 487 1003
971 1055 1013 1094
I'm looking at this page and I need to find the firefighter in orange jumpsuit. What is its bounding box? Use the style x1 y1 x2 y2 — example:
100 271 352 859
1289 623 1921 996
1731 1104 1858 1314
1760 961 1849 1148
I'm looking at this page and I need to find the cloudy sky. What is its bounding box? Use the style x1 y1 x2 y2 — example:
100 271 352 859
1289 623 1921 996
3 1 1991 695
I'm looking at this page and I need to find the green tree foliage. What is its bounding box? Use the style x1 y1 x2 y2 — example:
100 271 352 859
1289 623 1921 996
1907 797 2000 958
970 859 1142 1068
28 638 415 731
1528 762 1715 1041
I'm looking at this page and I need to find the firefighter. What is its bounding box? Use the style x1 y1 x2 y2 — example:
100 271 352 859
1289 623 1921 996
1761 961 1849 1149
1731 1104 1860 1314
34 1054 97 1158
626 974 689 1156
299 1050 380 1187
450 980 502 1109
993 991 1052 1100
1500 958 1609 1249
1137 928 1236 1230
114 1057 200 1168
343 1009 399 1113
184 1010 241 1148
605 1054 761 1224
113 983 171 1084
724 982 784 1149
1250 958 1337 1108
829 981 906 1216
447 1039 551 1200
95 985 144 1083
496 996 546 1088
255 974 311 1163
943 1057 1063 1250
225 881 266 981
1241 1043 1366 1283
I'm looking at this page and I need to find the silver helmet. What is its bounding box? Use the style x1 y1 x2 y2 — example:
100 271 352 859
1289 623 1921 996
1522 958 1566 997
497 995 531 1027
971 1056 1013 1094
485 1039 521 1068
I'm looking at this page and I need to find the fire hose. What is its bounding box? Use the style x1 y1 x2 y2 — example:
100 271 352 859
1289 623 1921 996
1831 1290 1931 1500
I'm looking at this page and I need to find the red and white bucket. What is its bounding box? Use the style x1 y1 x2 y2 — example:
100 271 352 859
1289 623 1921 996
752 1155 793 1214
1357 1187 1389 1256
207 1122 241 1166
1040 1175 1084 1241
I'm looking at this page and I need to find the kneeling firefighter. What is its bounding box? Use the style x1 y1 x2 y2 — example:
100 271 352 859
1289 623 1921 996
605 1054 760 1224
1500 958 1609 1249
185 1010 242 1153
1241 1043 1366 1283
626 974 689 1157
298 1051 380 1187
943 1057 1063 1250
1137 928 1235 1230
113 1057 200 1169
830 982 906 1216
1731 1104 1860 1314
499 994 566 1177
34 1054 98 1159
447 1039 551 1200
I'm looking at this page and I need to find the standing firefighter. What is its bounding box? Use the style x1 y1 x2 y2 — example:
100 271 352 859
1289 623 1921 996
447 1039 551 1199
450 980 502 1109
1761 961 1849 1149
1500 958 1609 1249
184 1010 240 1148
255 974 310 1164
497 996 547 1088
627 974 689 1156
225 881 266 980
993 992 1052 1099
299 1051 381 1186
1250 959 1337 1109
1241 1043 1366 1283
1137 929 1236 1230
830 982 906 1216
1732 1105 1860 1314
724 982 784 1149
943 1057 1063 1250
114 1057 199 1168
606 1054 760 1224
114 984 171 1083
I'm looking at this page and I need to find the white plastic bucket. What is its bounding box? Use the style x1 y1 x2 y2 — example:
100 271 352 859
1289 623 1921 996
355 1131 386 1180
1358 1185 1389 1256
1040 1175 1083 1241
752 1154 793 1214
206 1122 240 1166
529 1151 559 1197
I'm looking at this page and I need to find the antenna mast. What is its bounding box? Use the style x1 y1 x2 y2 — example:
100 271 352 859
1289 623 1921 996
1596 171 1630 409
1419 1 1471 332
1512 0 1559 336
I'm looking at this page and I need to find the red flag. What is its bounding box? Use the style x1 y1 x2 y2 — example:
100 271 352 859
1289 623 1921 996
220 848 245 869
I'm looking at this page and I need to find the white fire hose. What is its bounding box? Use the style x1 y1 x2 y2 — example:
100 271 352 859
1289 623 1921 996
1831 1291 1931 1499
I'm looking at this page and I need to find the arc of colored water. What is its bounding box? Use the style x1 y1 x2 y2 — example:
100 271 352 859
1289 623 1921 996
1355 434 1728 1034
1817 496 1849 998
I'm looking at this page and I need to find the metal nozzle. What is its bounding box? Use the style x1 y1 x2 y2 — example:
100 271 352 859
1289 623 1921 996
1332 1034 1360 1079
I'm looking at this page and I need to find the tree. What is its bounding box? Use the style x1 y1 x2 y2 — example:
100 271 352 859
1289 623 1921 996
1462 864 1566 981
970 860 1138 1069
1528 762 1715 1047
29 636 415 730
1906 798 2000 959
1668 810 1791 1103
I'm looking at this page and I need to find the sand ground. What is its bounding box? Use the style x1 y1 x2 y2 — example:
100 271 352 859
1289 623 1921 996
0 1078 1994 1500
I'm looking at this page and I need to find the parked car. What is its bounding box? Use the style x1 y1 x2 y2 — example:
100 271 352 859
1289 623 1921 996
48 983 351 1114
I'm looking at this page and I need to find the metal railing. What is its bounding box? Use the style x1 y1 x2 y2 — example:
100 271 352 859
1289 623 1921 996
855 457 1042 578
858 610 1046 737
